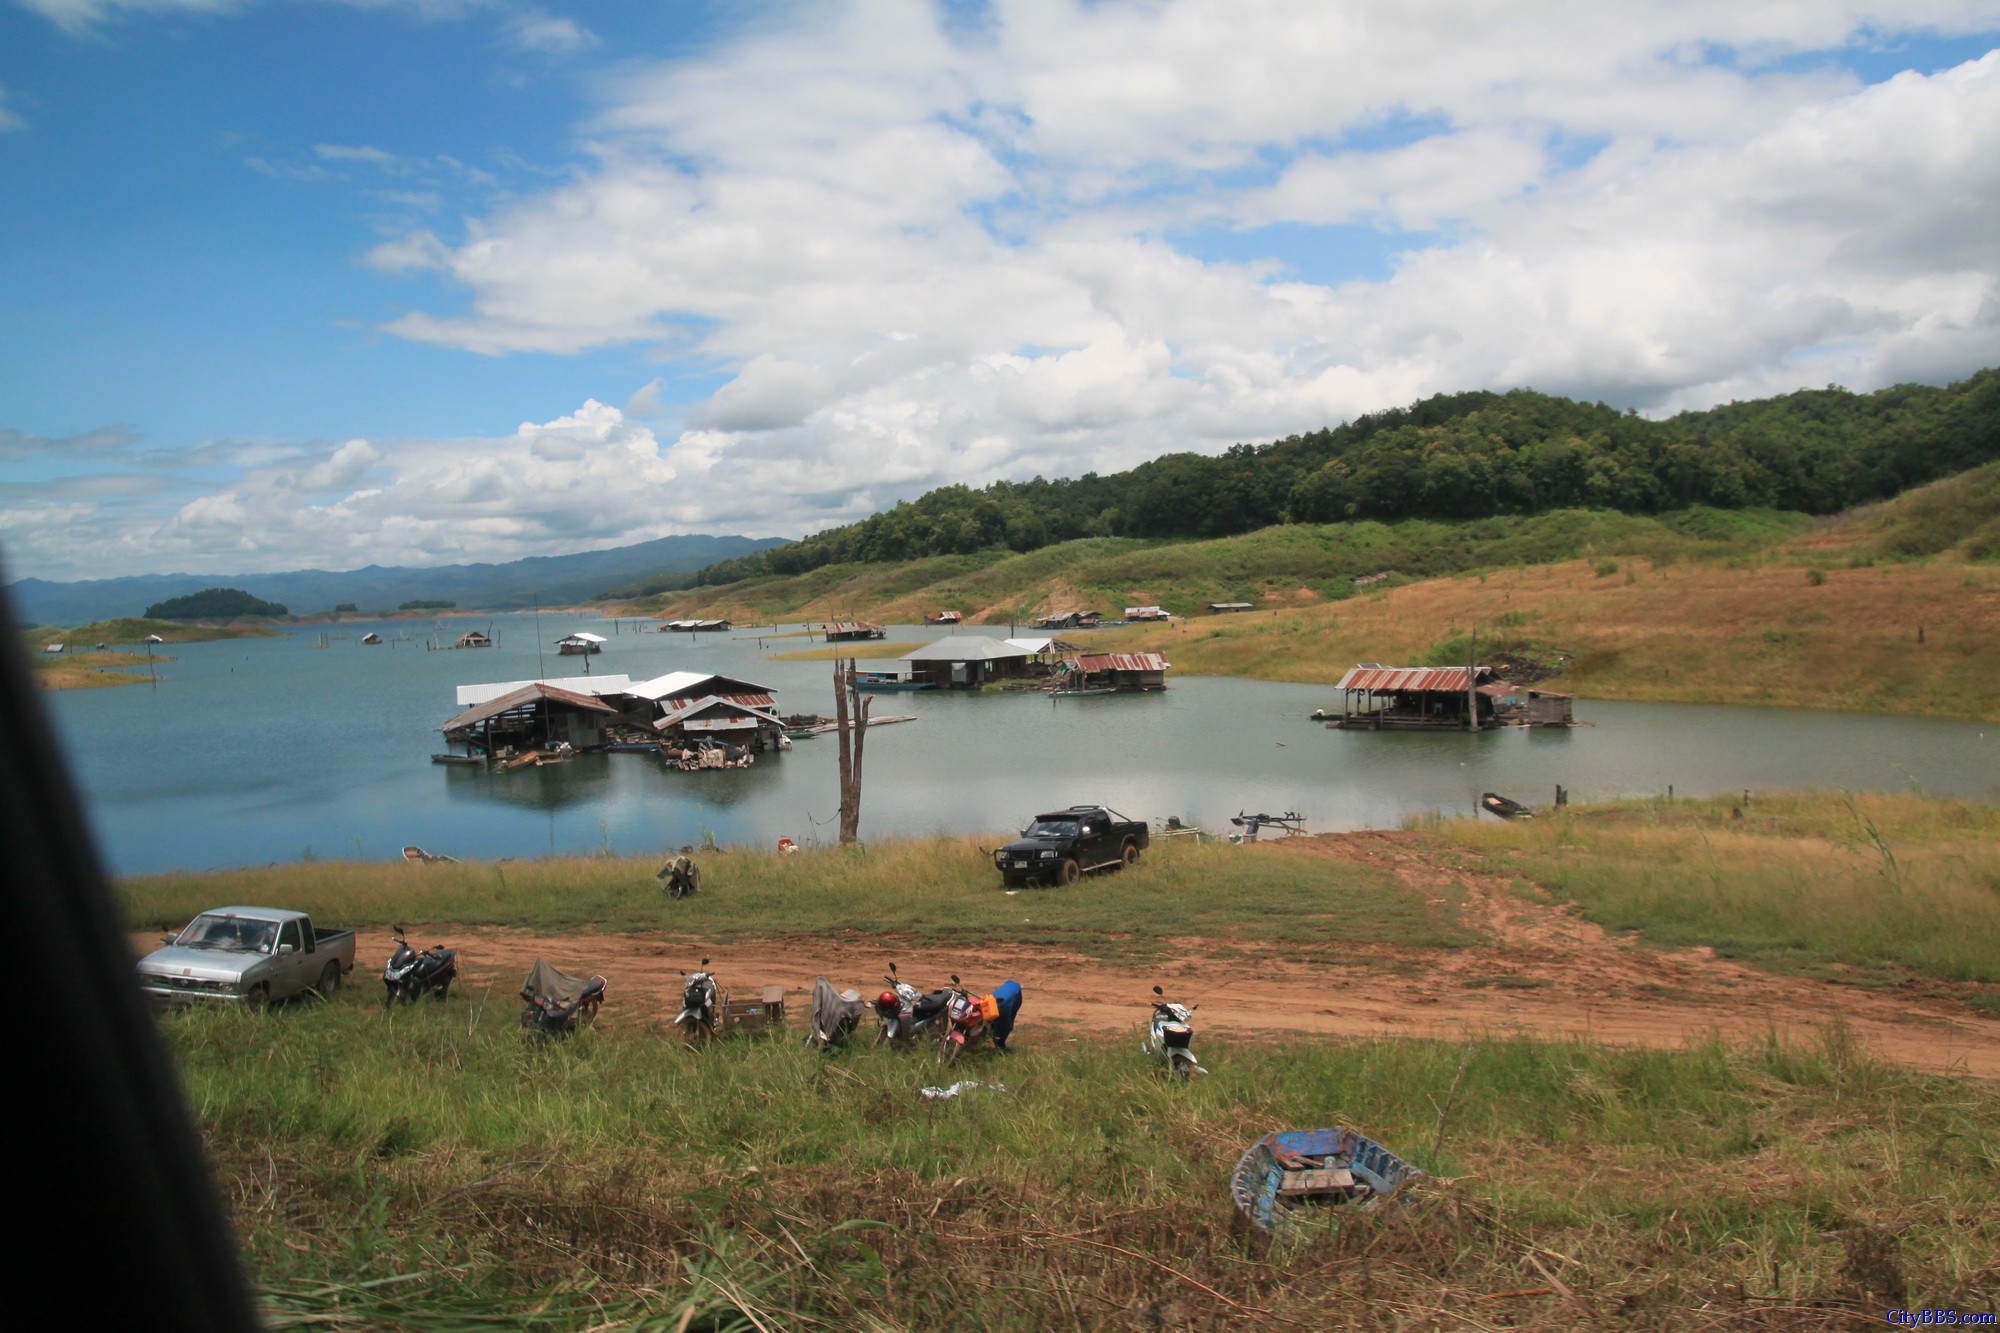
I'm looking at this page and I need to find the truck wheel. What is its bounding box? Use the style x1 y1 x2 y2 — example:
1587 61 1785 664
245 984 271 1012
316 962 341 999
1057 858 1080 886
1121 841 1140 870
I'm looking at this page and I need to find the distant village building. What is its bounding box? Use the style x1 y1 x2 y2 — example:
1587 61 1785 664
360 632 383 645
1525 688 1575 727
556 632 605 656
660 618 732 633
924 611 963 625
41 642 66 654
822 621 887 641
454 630 492 648
1208 602 1255 614
901 635 1033 688
1123 606 1171 621
1035 609 1102 629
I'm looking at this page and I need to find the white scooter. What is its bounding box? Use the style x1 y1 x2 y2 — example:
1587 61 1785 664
1144 984 1206 1079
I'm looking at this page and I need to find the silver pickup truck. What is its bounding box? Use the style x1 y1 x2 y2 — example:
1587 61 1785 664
137 906 355 1008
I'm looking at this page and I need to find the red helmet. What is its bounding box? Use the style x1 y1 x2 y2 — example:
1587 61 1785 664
876 990 900 1012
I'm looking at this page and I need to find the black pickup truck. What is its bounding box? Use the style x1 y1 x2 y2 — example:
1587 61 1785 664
995 806 1149 887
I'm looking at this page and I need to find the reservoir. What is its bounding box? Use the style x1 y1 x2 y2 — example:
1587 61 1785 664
45 614 1998 875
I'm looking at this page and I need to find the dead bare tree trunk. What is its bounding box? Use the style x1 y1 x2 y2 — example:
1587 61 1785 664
833 658 872 844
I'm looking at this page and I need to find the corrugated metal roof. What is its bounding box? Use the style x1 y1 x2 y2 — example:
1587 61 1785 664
559 631 607 644
1335 665 1491 692
1005 636 1054 653
901 635 1032 662
624 670 772 702
823 620 883 633
665 691 774 710
1074 652 1170 672
455 675 631 707
655 694 786 730
440 683 619 733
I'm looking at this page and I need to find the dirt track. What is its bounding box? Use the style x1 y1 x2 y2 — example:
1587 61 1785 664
351 832 2000 1079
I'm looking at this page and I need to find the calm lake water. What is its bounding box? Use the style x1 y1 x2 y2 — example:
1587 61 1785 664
45 613 1999 875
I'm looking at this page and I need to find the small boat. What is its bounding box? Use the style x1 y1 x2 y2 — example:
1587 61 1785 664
402 845 461 863
853 672 935 691
1230 1127 1424 1234
1051 685 1118 697
1481 791 1533 819
431 753 486 767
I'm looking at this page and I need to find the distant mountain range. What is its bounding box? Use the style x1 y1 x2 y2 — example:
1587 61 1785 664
9 533 788 626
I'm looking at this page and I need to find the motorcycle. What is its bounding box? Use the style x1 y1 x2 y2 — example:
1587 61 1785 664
519 958 606 1037
675 958 720 1047
382 925 457 1006
1144 984 1205 1079
873 962 953 1047
940 976 989 1064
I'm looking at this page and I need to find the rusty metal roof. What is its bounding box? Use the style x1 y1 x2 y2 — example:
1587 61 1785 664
1074 652 1170 672
1335 665 1492 692
440 682 619 733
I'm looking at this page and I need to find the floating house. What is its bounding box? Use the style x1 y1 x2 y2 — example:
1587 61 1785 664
1208 602 1255 614
1525 688 1575 727
361 632 383 645
652 695 789 753
823 621 887 642
454 629 492 648
1329 664 1510 730
660 618 732 633
1061 651 1171 692
556 631 606 656
924 610 963 625
900 635 1032 688
1035 609 1102 630
41 642 66 654
1124 606 1171 621
143 634 166 644
438 682 620 758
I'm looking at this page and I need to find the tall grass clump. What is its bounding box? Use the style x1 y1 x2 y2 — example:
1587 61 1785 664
1443 791 2000 982
170 992 2000 1329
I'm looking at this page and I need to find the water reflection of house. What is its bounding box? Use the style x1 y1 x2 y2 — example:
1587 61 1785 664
1327 665 1509 730
901 635 1032 688
823 621 886 641
439 682 620 757
1063 651 1171 692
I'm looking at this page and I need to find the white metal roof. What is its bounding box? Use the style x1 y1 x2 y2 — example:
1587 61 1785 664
454 674 631 707
901 634 1032 662
559 631 607 644
624 669 774 702
1005 637 1054 653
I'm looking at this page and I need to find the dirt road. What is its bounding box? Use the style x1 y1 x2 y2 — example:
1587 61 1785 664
348 832 1999 1078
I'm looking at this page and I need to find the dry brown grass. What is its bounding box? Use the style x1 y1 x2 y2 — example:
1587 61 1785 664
1095 558 2000 718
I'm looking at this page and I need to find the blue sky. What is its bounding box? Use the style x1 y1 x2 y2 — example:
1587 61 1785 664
3 0 1998 579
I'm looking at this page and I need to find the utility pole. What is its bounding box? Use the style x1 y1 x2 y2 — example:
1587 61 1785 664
1466 623 1479 732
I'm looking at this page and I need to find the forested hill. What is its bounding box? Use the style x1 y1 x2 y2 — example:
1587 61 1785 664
684 370 2000 587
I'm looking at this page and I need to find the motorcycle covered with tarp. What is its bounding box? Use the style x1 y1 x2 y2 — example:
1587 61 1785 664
520 958 606 1036
804 975 870 1049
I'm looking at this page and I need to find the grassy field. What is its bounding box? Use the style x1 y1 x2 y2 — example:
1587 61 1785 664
639 507 1799 626
123 836 1475 963
1432 791 2000 986
28 615 283 644
171 996 2000 1329
1092 551 2000 718
31 648 161 690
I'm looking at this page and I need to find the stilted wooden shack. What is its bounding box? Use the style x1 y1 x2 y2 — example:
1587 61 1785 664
1329 665 1508 730
1059 651 1171 692
438 682 620 760
822 621 886 642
